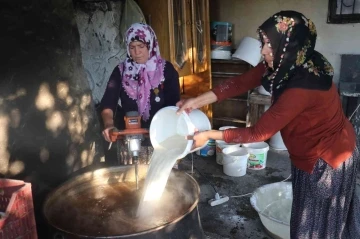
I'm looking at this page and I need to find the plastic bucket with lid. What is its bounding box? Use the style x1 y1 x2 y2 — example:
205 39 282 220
150 106 211 159
222 145 249 177
215 140 240 165
215 126 239 165
242 142 270 170
196 139 216 157
210 21 232 50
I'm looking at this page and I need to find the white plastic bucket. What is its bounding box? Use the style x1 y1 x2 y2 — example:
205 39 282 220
150 106 211 159
242 142 270 170
215 140 241 165
216 126 239 164
232 37 262 67
269 131 287 150
222 145 249 177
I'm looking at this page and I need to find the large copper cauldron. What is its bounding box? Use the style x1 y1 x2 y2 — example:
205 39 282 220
43 165 204 239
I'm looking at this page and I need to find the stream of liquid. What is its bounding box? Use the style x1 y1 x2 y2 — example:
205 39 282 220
136 134 189 218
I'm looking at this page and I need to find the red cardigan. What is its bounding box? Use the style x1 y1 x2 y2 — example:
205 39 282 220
212 64 356 173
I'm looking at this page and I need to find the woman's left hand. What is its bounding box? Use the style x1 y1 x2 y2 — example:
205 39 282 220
187 130 224 150
188 131 211 150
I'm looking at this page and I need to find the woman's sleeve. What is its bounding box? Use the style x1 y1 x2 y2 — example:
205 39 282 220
212 63 266 102
163 62 181 106
223 88 311 143
100 66 122 112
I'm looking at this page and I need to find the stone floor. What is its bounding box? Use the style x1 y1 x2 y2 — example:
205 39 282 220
36 148 359 239
178 149 360 239
178 149 292 239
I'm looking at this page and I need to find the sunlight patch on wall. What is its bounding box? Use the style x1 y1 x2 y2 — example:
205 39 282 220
7 88 27 101
40 147 50 163
8 160 25 176
36 83 55 111
46 110 66 136
68 106 84 143
82 142 96 166
66 96 74 106
9 108 21 128
80 94 91 110
0 115 10 175
57 81 70 100
81 150 88 164
68 114 88 144
66 144 77 168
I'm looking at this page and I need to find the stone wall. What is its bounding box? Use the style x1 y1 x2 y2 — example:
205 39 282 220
0 0 103 235
75 1 127 104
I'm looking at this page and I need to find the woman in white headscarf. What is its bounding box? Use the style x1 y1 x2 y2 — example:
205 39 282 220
100 23 180 165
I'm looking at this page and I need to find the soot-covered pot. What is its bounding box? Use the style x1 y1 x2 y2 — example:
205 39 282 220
43 165 204 239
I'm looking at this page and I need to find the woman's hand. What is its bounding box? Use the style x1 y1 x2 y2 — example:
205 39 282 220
176 91 218 114
188 130 224 150
188 131 211 150
102 126 115 142
176 98 198 114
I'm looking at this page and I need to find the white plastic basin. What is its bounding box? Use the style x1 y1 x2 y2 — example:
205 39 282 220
250 182 292 239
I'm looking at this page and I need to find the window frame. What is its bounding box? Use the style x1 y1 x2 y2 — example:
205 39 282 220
327 0 360 24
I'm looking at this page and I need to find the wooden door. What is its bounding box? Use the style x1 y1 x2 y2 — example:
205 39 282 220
137 0 192 76
169 0 193 76
191 0 210 74
137 0 171 61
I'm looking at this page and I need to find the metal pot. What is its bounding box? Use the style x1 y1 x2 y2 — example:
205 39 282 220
43 165 204 239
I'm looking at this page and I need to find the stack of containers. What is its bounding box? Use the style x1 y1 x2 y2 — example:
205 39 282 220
210 22 232 60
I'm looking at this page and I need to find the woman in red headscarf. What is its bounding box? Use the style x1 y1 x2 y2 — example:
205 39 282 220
177 11 359 238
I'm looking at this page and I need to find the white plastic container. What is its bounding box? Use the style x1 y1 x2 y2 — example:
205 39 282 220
269 132 287 151
196 139 216 157
215 140 241 165
211 50 231 60
222 146 249 177
257 85 271 96
250 182 292 239
232 37 262 67
216 126 239 165
242 142 269 170
149 106 211 159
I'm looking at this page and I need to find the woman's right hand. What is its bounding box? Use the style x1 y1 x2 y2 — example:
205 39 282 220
176 91 218 115
176 98 198 114
102 126 115 142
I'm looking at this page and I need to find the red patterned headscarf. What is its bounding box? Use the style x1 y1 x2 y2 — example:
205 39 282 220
258 11 334 103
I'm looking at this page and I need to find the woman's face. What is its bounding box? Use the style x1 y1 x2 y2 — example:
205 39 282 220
129 41 149 64
261 43 274 69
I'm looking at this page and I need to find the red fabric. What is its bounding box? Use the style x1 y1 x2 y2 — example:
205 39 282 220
212 64 356 173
